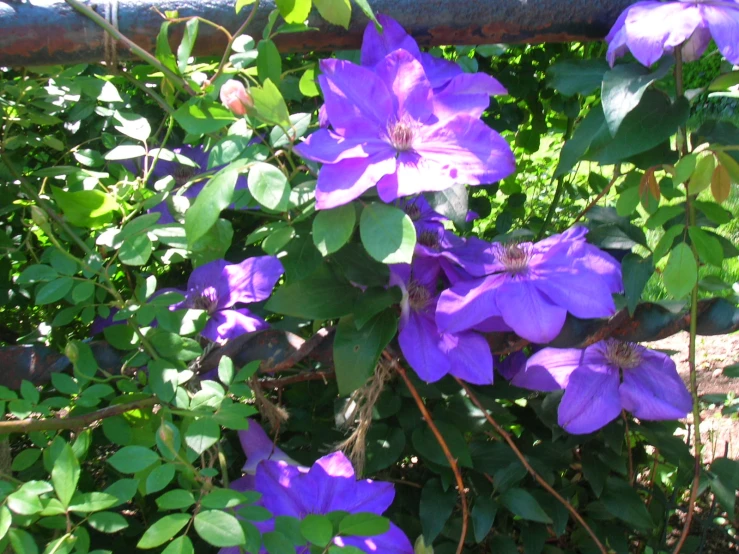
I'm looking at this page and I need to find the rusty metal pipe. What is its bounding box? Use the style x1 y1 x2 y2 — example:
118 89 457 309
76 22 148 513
0 0 634 67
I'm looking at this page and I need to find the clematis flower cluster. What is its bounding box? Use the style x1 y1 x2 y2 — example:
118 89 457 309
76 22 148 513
293 15 515 210
606 0 739 67
507 339 692 434
221 422 414 554
436 226 623 344
171 256 284 343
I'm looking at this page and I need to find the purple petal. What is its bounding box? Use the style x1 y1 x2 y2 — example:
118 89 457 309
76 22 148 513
605 6 630 66
376 153 454 203
497 351 527 381
239 421 298 474
373 49 434 121
315 153 397 210
361 15 421 67
419 53 463 89
558 365 622 434
620 350 692 420
441 330 494 385
222 256 285 306
532 271 616 320
308 452 396 514
414 115 516 186
337 522 414 554
229 475 256 493
399 311 451 383
473 316 513 333
294 129 388 164
202 309 268 343
623 2 702 67
495 280 568 344
570 242 624 294
186 260 232 307
433 73 506 120
704 4 739 65
514 346 605 392
256 460 311 518
318 59 394 132
436 274 507 334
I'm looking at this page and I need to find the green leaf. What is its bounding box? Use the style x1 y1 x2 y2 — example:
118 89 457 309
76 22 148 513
364 425 405 474
156 21 178 74
177 19 199 73
601 477 654 530
601 60 672 135
350 0 378 24
709 458 739 516
52 443 79 508
174 97 235 136
161 536 195 554
688 154 716 195
257 39 283 84
472 496 497 543
119 235 153 266
499 488 552 524
276 0 312 24
184 418 220 455
353 286 402 329
36 276 74 305
546 59 609 97
412 420 473 468
0 505 11 541
312 204 356 256
104 144 147 160
265 269 359 319
145 463 176 495
688 226 723 267
588 91 690 165
338 513 389 537
426 184 469 227
300 514 334 547
104 478 139 507
113 111 152 142
156 489 196 511
68 492 119 513
419 480 457 543
333 310 397 396
11 448 41 472
185 167 238 246
8 528 39 554
87 511 129 533
262 531 294 554
621 253 653 315
250 79 291 127
107 446 160 473
298 67 320 97
663 242 698 299
201 488 256 509
313 0 351 28
137 513 191 549
7 489 44 515
51 187 119 228
248 162 290 211
208 135 253 168
236 0 258 13
360 203 416 264
17 264 58 285
194 510 246 547
270 112 311 148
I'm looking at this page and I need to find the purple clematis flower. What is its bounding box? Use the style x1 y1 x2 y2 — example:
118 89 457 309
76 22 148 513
511 339 692 434
361 15 508 120
435 227 623 344
391 264 494 384
606 0 739 67
293 49 515 210
171 256 284 343
221 423 414 554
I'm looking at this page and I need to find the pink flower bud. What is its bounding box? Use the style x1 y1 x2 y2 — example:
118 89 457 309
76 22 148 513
220 79 253 116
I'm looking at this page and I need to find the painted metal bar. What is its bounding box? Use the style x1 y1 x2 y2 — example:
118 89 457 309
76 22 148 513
0 0 634 67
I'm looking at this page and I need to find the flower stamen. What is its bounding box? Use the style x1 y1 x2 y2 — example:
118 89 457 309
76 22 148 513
417 229 440 250
495 242 531 275
604 339 643 370
387 118 415 152
191 286 219 314
408 280 432 312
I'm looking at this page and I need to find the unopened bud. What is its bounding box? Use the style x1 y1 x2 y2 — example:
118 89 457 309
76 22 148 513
414 535 434 554
220 79 254 116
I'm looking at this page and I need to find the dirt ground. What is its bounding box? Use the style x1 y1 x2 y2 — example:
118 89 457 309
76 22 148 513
646 332 739 462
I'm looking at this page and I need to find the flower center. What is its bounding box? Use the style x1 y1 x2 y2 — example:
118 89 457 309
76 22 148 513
405 203 422 221
408 280 431 312
417 229 440 250
174 165 196 187
496 243 531 275
388 118 415 152
192 286 219 314
604 340 643 370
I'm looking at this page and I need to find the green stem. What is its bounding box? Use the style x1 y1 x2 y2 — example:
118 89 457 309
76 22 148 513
63 0 195 96
672 44 703 554
212 0 261 83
